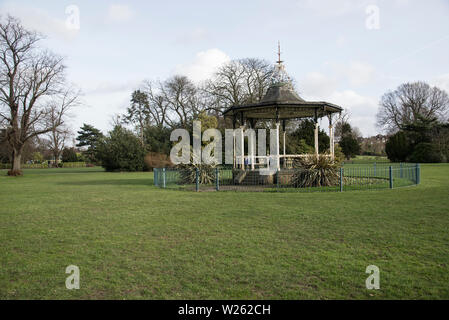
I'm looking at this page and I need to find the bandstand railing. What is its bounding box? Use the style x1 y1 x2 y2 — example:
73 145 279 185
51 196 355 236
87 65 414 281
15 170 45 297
153 163 420 193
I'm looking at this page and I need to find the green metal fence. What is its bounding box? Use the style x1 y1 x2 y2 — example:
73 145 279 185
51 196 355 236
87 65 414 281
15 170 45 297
154 163 420 192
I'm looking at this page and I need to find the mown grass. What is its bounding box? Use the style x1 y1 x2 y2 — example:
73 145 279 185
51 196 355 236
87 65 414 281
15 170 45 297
0 164 448 299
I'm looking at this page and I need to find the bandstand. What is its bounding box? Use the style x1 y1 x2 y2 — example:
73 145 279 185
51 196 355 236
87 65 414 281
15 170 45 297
223 47 343 171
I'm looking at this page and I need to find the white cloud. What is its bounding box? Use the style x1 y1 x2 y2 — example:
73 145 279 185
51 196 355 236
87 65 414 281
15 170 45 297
298 69 380 136
0 2 78 39
329 90 379 136
433 73 449 93
335 61 376 86
299 72 337 99
107 4 133 22
176 27 209 45
297 0 369 17
336 35 346 47
174 48 230 83
82 80 140 95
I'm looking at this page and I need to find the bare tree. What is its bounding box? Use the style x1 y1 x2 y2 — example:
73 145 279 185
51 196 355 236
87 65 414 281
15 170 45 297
161 75 204 129
203 58 273 112
142 80 169 127
334 110 350 142
377 82 449 133
46 103 73 163
0 16 78 175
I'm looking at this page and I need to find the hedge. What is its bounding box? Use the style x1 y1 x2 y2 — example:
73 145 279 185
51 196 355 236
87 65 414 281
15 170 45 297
0 162 87 169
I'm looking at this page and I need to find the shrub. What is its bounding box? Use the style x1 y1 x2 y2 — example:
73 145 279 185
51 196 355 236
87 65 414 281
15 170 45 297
32 152 44 163
385 131 412 162
339 135 361 160
178 163 216 184
144 152 173 170
143 126 173 155
61 162 86 168
291 155 339 188
62 147 78 162
409 143 443 163
96 126 146 172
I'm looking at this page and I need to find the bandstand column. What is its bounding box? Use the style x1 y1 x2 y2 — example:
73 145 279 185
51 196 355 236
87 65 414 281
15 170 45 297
240 126 245 169
329 124 334 161
314 120 319 159
248 120 255 171
283 131 286 168
282 120 286 168
275 122 280 171
250 133 255 171
232 116 236 169
233 131 236 169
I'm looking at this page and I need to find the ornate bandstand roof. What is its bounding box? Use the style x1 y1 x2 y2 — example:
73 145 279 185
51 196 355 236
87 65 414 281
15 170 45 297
223 45 342 122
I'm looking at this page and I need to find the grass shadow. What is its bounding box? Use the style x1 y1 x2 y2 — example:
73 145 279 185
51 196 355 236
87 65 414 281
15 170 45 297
58 178 154 187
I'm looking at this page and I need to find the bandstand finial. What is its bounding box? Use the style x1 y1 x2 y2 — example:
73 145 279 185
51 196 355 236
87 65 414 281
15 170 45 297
272 42 291 86
277 41 283 65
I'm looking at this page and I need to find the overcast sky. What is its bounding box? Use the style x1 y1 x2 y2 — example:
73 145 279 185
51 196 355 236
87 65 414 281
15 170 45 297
2 0 449 137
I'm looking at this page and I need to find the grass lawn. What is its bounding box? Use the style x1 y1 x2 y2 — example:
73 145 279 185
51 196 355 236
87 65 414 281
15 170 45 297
0 164 448 299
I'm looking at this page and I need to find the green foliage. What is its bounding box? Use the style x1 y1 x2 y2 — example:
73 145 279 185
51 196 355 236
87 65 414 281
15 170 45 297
339 135 361 160
60 162 86 168
341 122 352 136
0 162 86 169
333 144 345 163
76 124 104 163
32 152 44 163
96 126 146 172
143 125 172 155
287 120 330 154
292 155 339 188
124 90 151 145
124 90 150 125
385 117 448 163
409 143 442 163
61 147 78 163
196 111 218 132
286 139 314 155
385 131 412 162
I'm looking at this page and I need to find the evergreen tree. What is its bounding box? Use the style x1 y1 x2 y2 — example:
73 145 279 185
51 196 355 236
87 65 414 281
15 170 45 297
76 124 104 163
96 126 146 172
124 90 150 147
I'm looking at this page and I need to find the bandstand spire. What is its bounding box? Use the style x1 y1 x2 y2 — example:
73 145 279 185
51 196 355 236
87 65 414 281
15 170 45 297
272 42 291 86
277 41 283 65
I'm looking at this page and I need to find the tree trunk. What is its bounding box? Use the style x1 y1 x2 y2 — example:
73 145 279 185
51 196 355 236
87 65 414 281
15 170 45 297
9 148 23 176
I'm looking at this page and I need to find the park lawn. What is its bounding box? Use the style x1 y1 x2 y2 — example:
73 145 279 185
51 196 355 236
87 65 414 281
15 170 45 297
0 164 448 299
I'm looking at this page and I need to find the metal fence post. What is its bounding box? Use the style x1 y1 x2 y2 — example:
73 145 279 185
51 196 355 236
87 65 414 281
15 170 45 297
339 167 344 192
416 163 420 184
162 168 166 189
276 170 280 191
215 168 219 191
389 166 393 189
195 168 199 192
154 168 158 186
400 162 403 178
